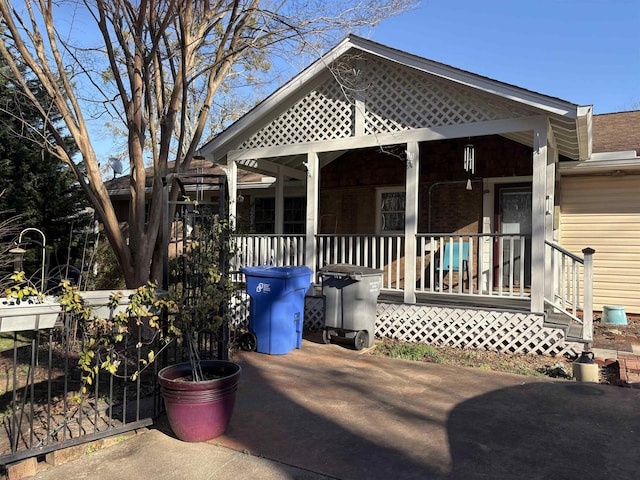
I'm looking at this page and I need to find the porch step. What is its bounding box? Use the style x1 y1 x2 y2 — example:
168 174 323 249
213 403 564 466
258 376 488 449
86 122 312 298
544 312 586 344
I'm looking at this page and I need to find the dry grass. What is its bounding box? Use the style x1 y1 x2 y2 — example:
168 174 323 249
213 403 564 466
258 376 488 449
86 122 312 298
372 339 572 379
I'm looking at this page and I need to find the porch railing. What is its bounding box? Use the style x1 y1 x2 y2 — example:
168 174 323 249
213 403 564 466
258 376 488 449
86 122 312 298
230 234 306 281
232 233 533 297
416 234 532 296
316 233 532 297
544 242 594 342
230 234 595 310
316 235 406 290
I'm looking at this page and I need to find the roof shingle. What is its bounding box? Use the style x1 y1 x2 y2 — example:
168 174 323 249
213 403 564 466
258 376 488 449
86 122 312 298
592 110 640 155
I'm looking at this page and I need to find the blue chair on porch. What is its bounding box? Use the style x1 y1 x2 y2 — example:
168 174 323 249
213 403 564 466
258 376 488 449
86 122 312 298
434 241 470 290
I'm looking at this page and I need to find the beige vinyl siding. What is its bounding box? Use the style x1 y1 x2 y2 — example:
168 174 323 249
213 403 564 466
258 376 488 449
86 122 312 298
560 175 640 314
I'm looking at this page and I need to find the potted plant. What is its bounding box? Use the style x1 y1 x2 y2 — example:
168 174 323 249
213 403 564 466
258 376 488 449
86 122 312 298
157 357 241 442
57 206 240 442
157 212 241 442
0 271 61 332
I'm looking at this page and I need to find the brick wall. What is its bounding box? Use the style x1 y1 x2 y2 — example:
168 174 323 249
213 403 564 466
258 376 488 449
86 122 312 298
319 135 533 234
320 148 405 234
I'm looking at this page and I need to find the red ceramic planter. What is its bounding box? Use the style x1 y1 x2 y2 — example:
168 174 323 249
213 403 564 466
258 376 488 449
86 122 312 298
158 360 241 442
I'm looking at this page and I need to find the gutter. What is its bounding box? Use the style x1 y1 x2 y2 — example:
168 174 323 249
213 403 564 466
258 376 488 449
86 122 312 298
559 150 640 175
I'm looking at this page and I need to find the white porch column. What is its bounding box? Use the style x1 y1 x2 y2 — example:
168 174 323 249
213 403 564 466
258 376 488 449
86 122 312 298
225 159 238 228
305 152 319 275
274 165 284 235
404 142 420 304
531 124 548 313
545 127 558 307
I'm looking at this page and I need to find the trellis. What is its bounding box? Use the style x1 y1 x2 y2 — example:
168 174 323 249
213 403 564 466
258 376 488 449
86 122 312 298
162 172 231 361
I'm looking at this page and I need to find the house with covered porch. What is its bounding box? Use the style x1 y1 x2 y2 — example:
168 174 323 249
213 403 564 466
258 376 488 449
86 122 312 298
193 36 638 356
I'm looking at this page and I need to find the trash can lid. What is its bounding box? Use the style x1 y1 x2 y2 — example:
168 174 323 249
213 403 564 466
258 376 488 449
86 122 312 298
319 263 383 277
240 265 313 279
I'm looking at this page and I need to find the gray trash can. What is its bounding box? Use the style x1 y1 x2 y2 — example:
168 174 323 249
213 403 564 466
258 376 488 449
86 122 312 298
319 264 383 350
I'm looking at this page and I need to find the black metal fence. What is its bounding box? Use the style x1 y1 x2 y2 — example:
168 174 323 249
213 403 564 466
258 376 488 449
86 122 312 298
0 172 232 468
0 309 160 466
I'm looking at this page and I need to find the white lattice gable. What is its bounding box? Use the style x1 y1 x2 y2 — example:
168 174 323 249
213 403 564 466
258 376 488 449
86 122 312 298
362 57 539 134
239 74 354 149
201 35 591 163
238 54 540 151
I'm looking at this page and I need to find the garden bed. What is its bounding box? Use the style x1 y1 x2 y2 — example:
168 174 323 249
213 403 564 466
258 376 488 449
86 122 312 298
372 339 572 379
372 314 640 384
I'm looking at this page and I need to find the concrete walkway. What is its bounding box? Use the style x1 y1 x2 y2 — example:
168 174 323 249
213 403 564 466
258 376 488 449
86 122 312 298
29 337 640 479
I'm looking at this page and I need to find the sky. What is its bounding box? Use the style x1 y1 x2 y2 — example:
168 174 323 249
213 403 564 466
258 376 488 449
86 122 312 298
368 0 640 114
91 0 639 164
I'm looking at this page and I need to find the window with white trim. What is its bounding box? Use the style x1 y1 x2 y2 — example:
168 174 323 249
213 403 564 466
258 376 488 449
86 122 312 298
252 196 306 234
376 188 405 233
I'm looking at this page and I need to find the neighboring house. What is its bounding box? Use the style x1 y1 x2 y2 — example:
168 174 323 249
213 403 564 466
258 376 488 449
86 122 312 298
111 36 639 355
106 158 308 269
107 158 299 234
558 111 640 314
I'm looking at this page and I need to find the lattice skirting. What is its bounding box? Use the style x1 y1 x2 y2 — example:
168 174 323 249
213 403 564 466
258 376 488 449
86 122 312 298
229 291 250 330
376 303 580 357
229 293 324 333
229 294 579 357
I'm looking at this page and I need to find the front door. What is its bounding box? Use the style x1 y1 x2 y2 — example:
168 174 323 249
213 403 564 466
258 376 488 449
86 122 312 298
495 185 532 289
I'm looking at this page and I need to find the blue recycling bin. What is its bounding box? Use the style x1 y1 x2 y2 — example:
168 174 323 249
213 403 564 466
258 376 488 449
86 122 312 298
241 265 313 354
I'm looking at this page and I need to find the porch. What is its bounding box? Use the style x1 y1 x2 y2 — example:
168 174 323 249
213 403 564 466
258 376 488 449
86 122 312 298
198 36 595 356
231 232 593 356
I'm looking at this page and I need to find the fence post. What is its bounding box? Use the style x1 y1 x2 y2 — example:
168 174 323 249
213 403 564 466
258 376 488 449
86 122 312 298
582 247 595 344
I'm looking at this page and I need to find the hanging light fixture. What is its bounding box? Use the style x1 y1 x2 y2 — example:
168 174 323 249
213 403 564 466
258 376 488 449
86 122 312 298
464 143 475 190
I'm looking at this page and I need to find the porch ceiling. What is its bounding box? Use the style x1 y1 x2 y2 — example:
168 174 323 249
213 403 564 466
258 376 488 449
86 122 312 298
504 110 590 160
234 150 345 178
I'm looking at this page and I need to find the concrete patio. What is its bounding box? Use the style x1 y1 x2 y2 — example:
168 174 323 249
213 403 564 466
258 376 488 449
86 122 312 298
29 335 640 479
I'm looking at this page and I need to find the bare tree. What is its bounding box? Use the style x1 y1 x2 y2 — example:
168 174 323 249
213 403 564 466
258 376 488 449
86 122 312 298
0 0 414 287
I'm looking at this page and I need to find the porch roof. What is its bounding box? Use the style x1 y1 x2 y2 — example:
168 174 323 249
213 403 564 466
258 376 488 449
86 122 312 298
199 35 592 176
104 158 271 198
